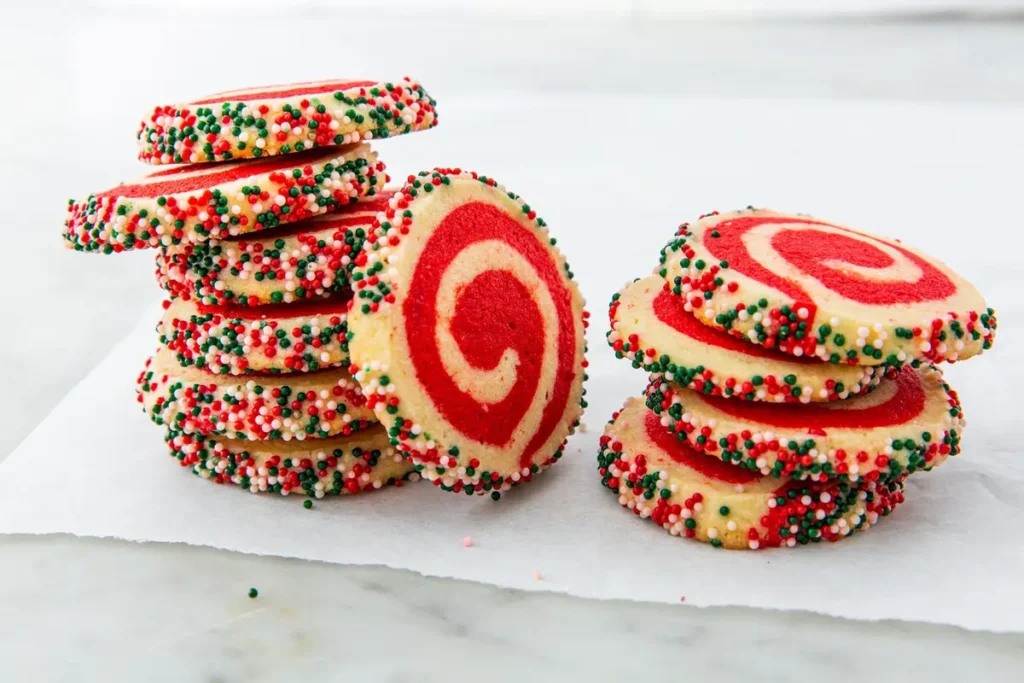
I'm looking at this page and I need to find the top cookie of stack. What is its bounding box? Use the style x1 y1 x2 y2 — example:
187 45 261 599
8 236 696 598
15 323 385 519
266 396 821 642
139 78 436 166
658 209 995 366
600 208 997 550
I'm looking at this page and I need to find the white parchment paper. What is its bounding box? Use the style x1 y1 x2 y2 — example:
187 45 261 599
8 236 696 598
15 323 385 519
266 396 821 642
1 97 1021 632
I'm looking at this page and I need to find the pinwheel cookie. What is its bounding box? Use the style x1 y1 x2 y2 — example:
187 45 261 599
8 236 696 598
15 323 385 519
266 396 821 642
64 144 383 254
136 347 374 441
138 77 437 165
348 169 589 497
609 275 882 402
659 209 997 366
598 398 905 549
645 363 964 483
165 424 417 497
154 191 392 306
157 296 351 375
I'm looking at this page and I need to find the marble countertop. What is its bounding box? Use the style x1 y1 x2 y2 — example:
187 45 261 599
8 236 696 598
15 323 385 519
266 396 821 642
2 7 1023 681
4 535 1023 682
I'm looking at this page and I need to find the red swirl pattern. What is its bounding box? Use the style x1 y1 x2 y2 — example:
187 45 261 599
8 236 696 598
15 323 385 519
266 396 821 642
701 216 957 316
403 201 577 467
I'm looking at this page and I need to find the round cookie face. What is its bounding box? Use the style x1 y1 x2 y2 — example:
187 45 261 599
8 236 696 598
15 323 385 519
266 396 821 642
138 77 437 165
154 191 393 306
64 144 383 254
165 425 418 498
659 209 997 366
348 169 589 497
609 275 883 402
645 363 963 483
157 296 351 375
136 347 374 441
598 398 905 549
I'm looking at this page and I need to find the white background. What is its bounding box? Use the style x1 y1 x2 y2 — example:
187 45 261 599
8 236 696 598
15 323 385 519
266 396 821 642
27 0 1024 15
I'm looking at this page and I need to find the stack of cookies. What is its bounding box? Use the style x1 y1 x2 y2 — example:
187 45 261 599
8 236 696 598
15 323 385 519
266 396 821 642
602 209 997 549
63 78 588 503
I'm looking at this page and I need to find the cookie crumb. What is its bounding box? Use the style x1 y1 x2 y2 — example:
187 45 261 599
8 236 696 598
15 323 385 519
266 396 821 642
533 570 543 581
462 536 473 548
578 422 588 433
249 588 259 599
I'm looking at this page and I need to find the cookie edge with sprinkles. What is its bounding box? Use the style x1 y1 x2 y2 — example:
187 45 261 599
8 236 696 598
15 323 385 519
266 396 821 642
657 207 998 366
607 275 884 403
138 77 438 165
153 192 393 306
597 398 906 549
64 144 383 254
348 168 590 498
165 426 418 497
136 348 375 441
156 296 352 376
643 363 964 483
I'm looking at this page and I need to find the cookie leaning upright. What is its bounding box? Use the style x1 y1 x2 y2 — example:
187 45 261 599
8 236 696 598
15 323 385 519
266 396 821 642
659 209 997 365
348 170 589 497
